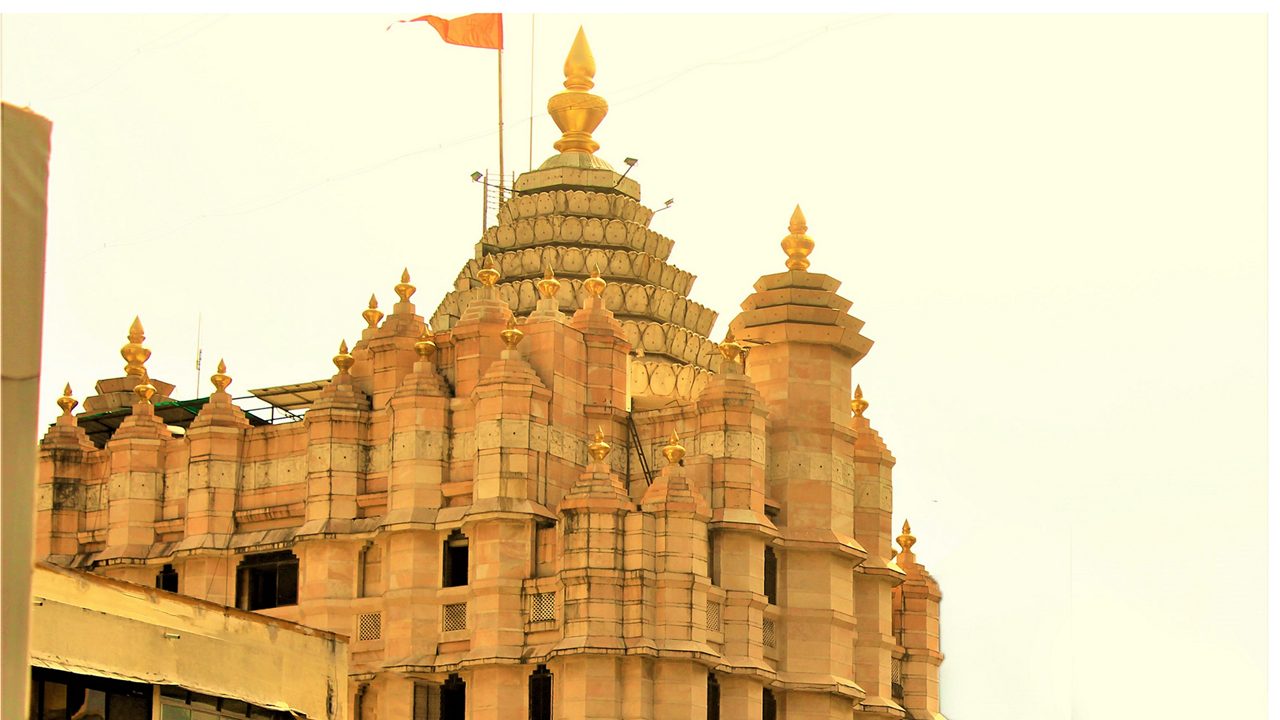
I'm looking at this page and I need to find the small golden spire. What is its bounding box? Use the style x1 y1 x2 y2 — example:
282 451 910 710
587 425 612 462
210 358 232 393
537 264 561 300
477 255 502 288
333 339 355 374
363 294 384 329
718 330 743 365
414 326 438 362
548 27 608 155
57 383 78 416
394 268 416 303
661 430 686 465
852 384 868 417
120 316 151 379
133 370 157 404
500 316 524 350
781 204 814 271
583 263 606 298
897 520 916 554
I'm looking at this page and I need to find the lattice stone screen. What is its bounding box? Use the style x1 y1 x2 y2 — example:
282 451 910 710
530 591 557 623
706 602 722 632
443 602 468 632
357 612 382 641
763 618 776 648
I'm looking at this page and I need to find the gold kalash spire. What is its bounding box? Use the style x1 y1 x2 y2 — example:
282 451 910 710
538 27 613 171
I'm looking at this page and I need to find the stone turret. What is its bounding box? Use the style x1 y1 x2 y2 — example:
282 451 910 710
849 386 908 718
36 385 97 561
729 208 877 716
892 522 947 720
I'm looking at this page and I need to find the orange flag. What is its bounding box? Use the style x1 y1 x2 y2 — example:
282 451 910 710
405 13 503 50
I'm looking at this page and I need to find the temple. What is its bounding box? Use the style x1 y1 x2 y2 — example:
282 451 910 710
33 27 947 720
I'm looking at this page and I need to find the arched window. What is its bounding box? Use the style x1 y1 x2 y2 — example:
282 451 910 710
443 530 469 588
440 673 466 720
529 664 552 720
762 687 777 720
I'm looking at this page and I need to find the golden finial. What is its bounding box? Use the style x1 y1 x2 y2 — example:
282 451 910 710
362 294 384 329
781 205 814 271
718 331 743 365
897 520 916 554
500 316 524 349
133 370 157 404
548 27 608 155
57 383 78 416
852 384 868 417
333 339 355 374
120 315 151 379
394 268 416 303
661 430 686 465
583 264 606 298
210 358 232 393
414 326 437 361
537 265 561 300
587 425 612 462
477 255 502 288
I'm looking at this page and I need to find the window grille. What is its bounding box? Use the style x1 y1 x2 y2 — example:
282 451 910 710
530 591 557 623
357 612 382 641
892 657 904 700
706 602 722 632
763 618 776 648
443 602 468 632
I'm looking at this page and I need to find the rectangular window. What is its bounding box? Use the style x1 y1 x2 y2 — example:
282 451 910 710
535 524 556 578
442 531 469 588
706 674 720 720
235 551 298 611
708 531 719 586
762 688 777 720
360 544 383 597
763 546 778 605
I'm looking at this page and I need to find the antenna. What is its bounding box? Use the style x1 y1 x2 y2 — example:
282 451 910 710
194 313 203 397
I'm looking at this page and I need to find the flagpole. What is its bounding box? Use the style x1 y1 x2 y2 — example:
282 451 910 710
529 14 535 172
497 48 506 203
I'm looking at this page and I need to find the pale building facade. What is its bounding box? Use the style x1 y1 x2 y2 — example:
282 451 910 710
33 29 947 720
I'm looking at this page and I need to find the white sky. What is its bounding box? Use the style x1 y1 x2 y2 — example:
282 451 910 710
3 13 1268 719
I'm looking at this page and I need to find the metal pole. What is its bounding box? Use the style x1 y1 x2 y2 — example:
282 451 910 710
497 49 506 203
529 14 535 171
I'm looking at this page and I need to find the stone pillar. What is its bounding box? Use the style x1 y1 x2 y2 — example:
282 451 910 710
568 268 630 448
299 346 369 533
383 335 451 527
696 338 777 692
893 524 945 720
451 258 513 400
556 429 634 712
640 436 711 720
36 387 97 561
464 318 554 693
98 383 172 585
176 364 249 589
366 271 425 411
850 389 906 718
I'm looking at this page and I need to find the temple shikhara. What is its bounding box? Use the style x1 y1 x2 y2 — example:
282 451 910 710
34 28 947 720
